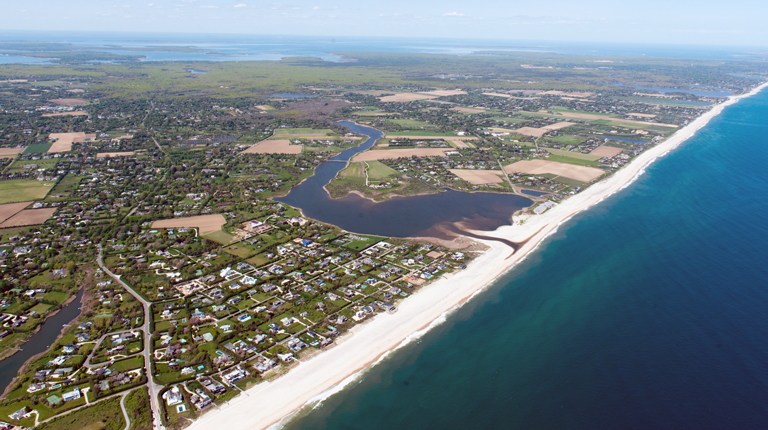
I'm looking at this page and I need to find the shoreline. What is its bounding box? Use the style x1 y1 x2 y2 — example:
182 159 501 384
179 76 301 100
186 82 767 430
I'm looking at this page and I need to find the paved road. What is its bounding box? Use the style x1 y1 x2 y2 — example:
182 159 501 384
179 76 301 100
97 245 166 430
120 390 132 430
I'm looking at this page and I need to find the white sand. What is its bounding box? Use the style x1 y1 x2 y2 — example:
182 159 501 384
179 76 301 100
186 82 767 430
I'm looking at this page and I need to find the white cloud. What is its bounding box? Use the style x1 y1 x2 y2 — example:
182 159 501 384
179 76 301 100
313 5 319 9
147 3 154 6
443 12 465 17
234 3 246 7
201 5 218 8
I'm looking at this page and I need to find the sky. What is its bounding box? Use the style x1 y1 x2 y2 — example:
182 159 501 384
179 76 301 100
1 0 766 47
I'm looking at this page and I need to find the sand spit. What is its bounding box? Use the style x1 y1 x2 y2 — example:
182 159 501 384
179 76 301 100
186 82 768 430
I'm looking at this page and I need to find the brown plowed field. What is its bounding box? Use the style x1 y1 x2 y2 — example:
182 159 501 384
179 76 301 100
590 146 624 158
0 208 56 228
448 169 505 185
353 148 453 161
0 201 32 224
242 139 302 154
504 159 604 182
152 214 226 235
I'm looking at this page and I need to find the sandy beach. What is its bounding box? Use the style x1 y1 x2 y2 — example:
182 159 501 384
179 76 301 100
186 82 767 430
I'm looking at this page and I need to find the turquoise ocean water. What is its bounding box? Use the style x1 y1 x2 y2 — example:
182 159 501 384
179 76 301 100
282 89 768 429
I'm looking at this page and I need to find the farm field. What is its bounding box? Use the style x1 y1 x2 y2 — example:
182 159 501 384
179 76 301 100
544 148 602 161
41 111 88 117
515 122 577 137
0 208 57 228
242 139 302 154
379 89 466 102
152 214 226 235
0 148 23 158
590 146 625 157
273 128 335 136
22 143 53 154
451 107 486 114
353 148 454 162
448 169 505 185
365 160 399 180
0 180 55 204
504 159 605 182
48 132 97 153
48 98 88 105
0 202 32 224
386 119 436 129
96 151 135 158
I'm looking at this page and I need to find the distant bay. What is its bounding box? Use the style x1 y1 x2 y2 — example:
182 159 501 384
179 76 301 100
280 85 768 428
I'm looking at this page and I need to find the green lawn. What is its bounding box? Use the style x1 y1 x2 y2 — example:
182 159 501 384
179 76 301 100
202 230 235 245
543 148 602 161
274 128 334 135
385 131 456 137
543 134 588 146
111 355 144 372
546 154 602 167
343 234 387 251
22 143 52 154
224 243 259 259
365 161 398 180
0 179 55 203
386 119 436 129
490 117 528 123
36 396 125 430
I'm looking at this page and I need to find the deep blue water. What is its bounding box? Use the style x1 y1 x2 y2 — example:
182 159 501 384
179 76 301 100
282 89 768 428
276 122 531 239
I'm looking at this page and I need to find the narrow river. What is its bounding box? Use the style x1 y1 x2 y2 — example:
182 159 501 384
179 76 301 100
0 288 84 393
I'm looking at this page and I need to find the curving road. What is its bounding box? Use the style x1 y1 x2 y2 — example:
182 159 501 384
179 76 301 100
120 390 132 430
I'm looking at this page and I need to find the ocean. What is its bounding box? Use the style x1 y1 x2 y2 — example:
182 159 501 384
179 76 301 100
280 85 768 427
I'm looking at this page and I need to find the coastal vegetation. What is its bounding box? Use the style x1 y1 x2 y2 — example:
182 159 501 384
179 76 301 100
0 43 765 429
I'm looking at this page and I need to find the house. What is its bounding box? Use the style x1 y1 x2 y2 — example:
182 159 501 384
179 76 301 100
163 386 183 406
62 388 81 402
198 376 226 395
9 407 29 420
27 383 46 393
222 366 247 384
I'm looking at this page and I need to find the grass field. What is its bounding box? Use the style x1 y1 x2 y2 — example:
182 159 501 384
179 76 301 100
385 130 456 137
274 128 335 135
386 119 436 129
490 117 528 123
343 234 387 251
202 229 236 245
340 162 364 179
36 396 125 430
549 107 617 117
365 161 398 180
224 243 259 259
111 355 144 372
48 174 81 197
544 148 602 161
546 154 602 166
0 180 55 204
22 143 53 154
543 134 588 146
